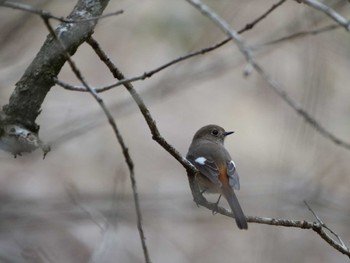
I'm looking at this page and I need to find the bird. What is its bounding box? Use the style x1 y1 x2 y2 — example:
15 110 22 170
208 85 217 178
186 124 248 229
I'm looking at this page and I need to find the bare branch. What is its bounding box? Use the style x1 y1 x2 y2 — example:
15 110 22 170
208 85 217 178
296 0 350 31
42 16 152 263
304 201 348 250
239 0 287 32
54 78 88 91
254 24 340 49
188 1 254 63
188 180 350 257
66 184 106 231
186 0 350 151
1 0 123 23
86 37 196 173
84 39 200 263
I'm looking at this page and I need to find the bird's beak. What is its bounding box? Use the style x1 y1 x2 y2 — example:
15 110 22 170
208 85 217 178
223 131 234 136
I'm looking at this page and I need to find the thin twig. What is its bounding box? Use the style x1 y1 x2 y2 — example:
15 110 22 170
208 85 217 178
304 201 348 250
42 16 151 263
254 24 340 49
1 0 123 23
296 0 350 31
189 1 254 63
239 0 287 32
54 78 88 91
87 37 151 263
66 184 105 231
186 0 350 151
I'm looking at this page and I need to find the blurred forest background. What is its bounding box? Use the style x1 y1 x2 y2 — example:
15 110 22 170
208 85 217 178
1 0 350 262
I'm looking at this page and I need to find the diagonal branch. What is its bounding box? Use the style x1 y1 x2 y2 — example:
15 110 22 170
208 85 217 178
86 37 196 174
186 0 350 151
304 201 348 250
254 24 340 49
296 0 350 31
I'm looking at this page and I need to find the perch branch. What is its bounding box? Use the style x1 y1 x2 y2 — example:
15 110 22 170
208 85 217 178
188 175 350 257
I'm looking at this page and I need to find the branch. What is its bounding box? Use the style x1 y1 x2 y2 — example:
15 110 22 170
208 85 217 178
66 184 105 231
254 24 340 49
1 0 111 132
85 39 198 263
296 0 350 31
304 201 348 251
188 176 350 257
186 0 350 151
86 37 196 174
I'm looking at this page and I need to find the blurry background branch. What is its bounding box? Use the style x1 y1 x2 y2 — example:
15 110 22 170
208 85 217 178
254 24 340 49
297 0 350 30
186 0 350 151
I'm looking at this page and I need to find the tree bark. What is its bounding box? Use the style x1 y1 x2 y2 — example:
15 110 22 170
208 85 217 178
1 0 110 132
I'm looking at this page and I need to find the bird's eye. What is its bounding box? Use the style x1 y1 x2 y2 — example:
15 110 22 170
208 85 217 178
211 129 219 136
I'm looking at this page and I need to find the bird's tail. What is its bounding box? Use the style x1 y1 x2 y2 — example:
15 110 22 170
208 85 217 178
222 187 248 230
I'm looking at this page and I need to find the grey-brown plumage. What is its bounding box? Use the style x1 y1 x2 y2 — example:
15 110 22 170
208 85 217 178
187 124 248 230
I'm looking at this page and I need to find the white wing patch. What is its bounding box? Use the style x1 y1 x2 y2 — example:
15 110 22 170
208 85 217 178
195 157 207 165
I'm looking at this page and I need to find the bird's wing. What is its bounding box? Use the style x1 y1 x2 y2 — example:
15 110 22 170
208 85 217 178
226 160 240 190
187 155 221 187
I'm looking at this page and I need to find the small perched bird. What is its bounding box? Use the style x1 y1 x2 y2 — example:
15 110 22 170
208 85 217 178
186 124 248 230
